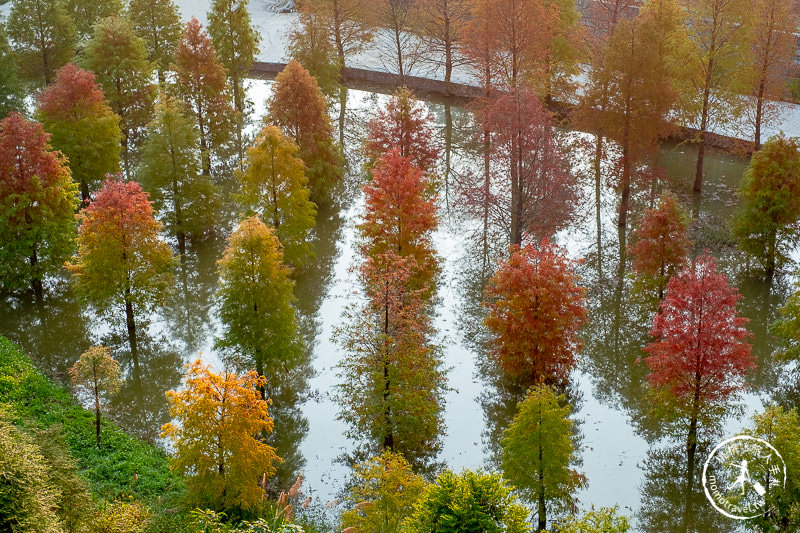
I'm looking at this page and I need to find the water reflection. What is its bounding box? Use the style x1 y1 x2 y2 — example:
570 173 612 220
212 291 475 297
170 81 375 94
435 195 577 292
110 334 183 443
0 276 93 380
161 237 224 357
637 444 741 533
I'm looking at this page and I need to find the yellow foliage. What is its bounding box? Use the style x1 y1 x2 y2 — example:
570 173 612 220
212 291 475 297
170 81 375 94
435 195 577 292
161 359 280 513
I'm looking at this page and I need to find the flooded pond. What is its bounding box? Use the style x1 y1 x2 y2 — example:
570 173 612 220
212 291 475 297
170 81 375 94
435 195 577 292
2 80 796 532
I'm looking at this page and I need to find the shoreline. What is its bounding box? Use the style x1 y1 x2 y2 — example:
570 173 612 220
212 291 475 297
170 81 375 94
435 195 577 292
251 61 755 157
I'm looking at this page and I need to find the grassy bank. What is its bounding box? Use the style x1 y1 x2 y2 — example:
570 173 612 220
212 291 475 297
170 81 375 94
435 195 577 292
0 335 187 530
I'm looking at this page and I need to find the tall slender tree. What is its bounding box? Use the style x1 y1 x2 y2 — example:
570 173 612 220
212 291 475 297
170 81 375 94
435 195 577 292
8 0 77 87
267 60 341 202
68 345 121 447
173 18 237 177
416 0 471 95
36 62 122 202
733 134 800 278
359 150 438 294
502 385 586 532
162 359 279 513
139 96 221 255
747 0 798 149
482 88 575 246
642 256 754 491
67 179 176 367
0 113 78 298
584 0 684 227
679 0 751 192
83 15 156 176
237 125 317 267
335 250 446 468
208 0 260 163
127 0 183 84
216 216 302 395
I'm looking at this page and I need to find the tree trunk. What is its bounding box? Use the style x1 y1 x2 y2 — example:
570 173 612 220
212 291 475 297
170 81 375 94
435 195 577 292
767 228 776 280
618 145 631 228
338 85 347 149
755 77 765 150
125 293 139 372
694 60 714 193
94 365 101 447
80 179 90 204
29 247 43 301
595 135 603 281
443 104 452 208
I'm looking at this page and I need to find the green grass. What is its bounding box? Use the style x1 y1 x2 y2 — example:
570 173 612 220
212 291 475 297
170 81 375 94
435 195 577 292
0 335 185 503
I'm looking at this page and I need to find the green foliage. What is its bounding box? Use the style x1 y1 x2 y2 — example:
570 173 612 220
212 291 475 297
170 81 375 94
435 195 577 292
0 113 79 296
0 336 182 501
207 0 259 113
216 216 302 383
403 470 532 533
501 385 585 531
62 0 123 42
0 21 24 117
186 508 308 532
139 96 221 250
733 134 800 277
127 0 183 82
742 405 800 531
36 62 122 201
774 277 800 362
553 506 630 532
83 15 156 173
341 450 427 533
0 413 67 533
238 125 316 267
8 0 76 87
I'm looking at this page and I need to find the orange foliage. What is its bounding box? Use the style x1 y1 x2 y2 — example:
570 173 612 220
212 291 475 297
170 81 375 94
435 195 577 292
485 239 587 384
161 359 279 512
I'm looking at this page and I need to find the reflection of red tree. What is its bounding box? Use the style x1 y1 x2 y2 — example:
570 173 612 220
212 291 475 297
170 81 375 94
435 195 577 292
470 89 576 247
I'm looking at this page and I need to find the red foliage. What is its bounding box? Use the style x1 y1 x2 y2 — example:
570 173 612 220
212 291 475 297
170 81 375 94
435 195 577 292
0 113 69 197
642 256 755 405
629 194 691 298
364 88 439 172
359 149 438 290
485 239 587 384
480 88 576 244
175 18 228 98
84 177 158 236
38 63 107 118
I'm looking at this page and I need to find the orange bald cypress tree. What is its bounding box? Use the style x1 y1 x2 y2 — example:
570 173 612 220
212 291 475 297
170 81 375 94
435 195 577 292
485 239 587 385
267 60 341 202
173 17 237 177
162 359 279 513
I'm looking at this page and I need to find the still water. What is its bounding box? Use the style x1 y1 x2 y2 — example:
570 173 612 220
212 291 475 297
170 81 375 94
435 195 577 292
1 80 796 532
